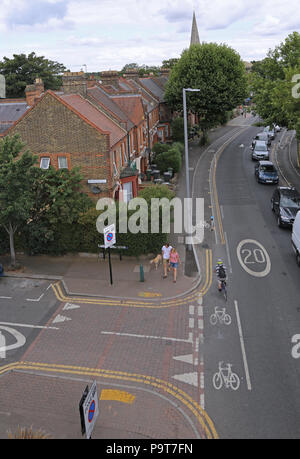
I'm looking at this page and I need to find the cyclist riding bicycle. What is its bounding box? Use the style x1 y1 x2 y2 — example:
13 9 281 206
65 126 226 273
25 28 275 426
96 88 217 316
215 259 227 291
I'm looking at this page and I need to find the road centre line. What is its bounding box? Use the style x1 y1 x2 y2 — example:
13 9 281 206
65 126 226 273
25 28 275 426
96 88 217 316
234 300 252 391
101 331 192 343
224 231 233 274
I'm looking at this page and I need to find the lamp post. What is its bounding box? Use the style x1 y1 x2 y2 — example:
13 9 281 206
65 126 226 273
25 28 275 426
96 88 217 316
183 88 200 249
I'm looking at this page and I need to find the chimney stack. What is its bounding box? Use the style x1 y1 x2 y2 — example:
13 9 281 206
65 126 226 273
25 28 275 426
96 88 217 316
62 71 87 97
25 78 44 106
99 70 120 86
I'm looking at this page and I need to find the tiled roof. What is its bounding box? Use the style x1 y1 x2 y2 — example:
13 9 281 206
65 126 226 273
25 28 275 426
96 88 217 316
0 101 29 134
0 102 29 122
139 78 165 102
111 95 145 126
59 93 127 148
123 78 158 112
87 86 134 130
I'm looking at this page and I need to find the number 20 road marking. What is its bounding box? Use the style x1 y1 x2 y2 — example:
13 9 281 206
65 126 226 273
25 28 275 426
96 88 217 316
237 239 271 277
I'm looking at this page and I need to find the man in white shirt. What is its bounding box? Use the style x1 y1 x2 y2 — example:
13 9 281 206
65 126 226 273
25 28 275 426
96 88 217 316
162 243 172 278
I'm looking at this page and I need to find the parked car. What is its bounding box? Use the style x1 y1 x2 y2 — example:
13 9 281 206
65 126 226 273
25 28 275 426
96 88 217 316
274 124 281 132
271 186 300 227
251 132 271 148
255 161 279 184
292 210 300 266
264 125 275 140
252 140 269 160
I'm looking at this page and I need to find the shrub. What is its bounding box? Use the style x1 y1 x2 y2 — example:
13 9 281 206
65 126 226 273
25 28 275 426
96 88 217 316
152 143 171 156
155 146 182 173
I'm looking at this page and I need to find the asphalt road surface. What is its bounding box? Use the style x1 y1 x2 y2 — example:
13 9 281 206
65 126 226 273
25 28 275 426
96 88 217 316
202 123 300 438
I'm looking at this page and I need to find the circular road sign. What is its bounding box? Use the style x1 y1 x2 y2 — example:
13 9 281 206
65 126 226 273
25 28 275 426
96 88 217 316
88 400 96 423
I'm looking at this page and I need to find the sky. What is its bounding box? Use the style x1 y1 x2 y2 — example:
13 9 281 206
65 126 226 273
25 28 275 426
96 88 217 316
0 0 300 72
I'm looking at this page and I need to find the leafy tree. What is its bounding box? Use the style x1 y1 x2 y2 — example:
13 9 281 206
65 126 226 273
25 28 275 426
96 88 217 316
250 32 300 138
161 58 179 69
0 52 68 98
21 166 93 255
0 135 37 267
164 43 248 139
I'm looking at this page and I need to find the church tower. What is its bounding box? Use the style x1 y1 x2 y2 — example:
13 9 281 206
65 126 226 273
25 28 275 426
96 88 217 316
190 11 200 46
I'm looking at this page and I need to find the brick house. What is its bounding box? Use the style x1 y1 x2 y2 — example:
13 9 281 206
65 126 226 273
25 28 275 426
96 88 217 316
4 87 133 200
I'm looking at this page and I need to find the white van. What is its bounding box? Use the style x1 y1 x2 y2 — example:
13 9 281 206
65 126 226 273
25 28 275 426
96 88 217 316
292 210 300 266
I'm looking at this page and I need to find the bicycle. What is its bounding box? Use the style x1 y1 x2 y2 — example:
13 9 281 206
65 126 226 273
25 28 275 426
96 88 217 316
219 278 227 301
212 361 240 390
210 307 231 326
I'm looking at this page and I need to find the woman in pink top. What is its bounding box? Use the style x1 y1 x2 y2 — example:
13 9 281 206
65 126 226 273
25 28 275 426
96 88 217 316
169 248 180 283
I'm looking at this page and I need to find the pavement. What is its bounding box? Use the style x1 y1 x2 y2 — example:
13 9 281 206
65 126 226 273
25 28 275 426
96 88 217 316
1 252 199 301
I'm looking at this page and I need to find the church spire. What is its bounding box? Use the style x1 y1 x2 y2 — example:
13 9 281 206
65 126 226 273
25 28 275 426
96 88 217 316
190 10 200 46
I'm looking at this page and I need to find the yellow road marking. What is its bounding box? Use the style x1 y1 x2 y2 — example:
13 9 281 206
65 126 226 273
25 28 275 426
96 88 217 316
51 249 212 308
100 389 135 404
2 360 218 439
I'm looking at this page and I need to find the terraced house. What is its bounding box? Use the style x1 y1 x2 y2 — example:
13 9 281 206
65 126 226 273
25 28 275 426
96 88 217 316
0 70 171 202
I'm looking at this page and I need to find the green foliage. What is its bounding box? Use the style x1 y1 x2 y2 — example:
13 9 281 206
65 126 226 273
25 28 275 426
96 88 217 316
250 32 300 130
0 134 38 264
0 52 68 98
155 145 182 174
171 117 186 142
164 43 248 132
138 184 175 204
152 143 171 155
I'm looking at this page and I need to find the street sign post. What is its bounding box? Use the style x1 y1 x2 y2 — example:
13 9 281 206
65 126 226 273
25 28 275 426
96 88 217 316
79 381 99 439
103 224 116 285
104 224 116 249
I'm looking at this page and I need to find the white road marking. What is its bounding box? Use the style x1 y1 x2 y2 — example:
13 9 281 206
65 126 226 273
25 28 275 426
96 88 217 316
236 239 271 277
234 300 252 390
26 293 44 302
0 326 26 356
172 372 198 387
173 354 194 364
53 315 72 324
224 231 233 274
0 332 6 358
0 321 59 330
0 296 12 300
101 331 192 343
63 303 81 311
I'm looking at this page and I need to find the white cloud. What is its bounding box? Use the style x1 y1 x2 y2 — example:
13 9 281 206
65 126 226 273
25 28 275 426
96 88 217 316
1 0 300 71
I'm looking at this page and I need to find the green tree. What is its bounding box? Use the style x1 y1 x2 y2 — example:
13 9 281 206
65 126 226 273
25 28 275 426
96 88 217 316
164 43 248 139
21 166 93 255
0 52 67 98
250 32 300 136
0 135 37 267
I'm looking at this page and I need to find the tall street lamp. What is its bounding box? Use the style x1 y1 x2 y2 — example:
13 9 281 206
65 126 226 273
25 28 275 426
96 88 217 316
183 88 200 249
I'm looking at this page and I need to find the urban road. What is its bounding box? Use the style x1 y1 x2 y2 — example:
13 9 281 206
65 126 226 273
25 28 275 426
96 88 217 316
0 115 299 439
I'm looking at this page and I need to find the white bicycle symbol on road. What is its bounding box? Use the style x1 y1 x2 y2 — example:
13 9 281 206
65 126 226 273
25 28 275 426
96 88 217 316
209 307 232 326
213 361 240 390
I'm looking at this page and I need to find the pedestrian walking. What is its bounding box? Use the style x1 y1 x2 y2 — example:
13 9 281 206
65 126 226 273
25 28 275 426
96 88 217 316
161 243 172 278
169 247 181 283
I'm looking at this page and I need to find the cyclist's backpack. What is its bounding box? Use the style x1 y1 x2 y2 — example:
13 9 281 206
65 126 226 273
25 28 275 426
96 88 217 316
218 266 226 279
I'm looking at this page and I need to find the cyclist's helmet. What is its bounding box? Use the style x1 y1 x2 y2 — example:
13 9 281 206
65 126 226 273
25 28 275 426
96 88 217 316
217 259 223 265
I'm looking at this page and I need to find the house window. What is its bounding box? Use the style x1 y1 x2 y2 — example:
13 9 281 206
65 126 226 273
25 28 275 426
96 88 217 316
113 151 117 176
123 147 128 165
58 156 68 169
40 157 50 169
122 181 133 203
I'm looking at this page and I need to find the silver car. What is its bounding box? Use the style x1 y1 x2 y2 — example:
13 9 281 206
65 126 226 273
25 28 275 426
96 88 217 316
252 140 269 161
